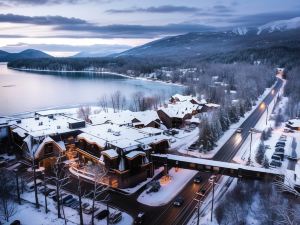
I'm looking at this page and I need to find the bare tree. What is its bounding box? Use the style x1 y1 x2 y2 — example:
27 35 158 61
273 176 300 197
90 164 109 225
52 152 71 223
77 106 91 122
0 169 17 222
110 91 122 113
99 95 109 113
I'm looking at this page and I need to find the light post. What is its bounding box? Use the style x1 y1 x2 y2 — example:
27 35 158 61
209 175 216 222
247 128 263 166
41 169 48 214
13 169 21 205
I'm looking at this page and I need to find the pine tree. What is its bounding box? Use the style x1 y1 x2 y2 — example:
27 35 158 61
255 142 266 165
262 156 269 168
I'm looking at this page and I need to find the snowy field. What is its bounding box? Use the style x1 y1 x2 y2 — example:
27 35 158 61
137 168 197 206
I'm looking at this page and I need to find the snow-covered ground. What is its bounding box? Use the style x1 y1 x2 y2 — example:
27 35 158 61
4 186 133 225
120 167 164 194
137 168 197 206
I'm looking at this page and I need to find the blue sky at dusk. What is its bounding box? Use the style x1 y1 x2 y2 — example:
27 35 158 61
0 0 299 56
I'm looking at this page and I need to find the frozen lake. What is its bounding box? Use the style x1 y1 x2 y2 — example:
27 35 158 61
0 63 183 115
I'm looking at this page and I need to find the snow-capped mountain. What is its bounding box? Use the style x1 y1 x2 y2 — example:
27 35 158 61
257 17 300 34
232 27 248 35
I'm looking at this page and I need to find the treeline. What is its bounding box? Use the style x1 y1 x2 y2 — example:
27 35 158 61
7 56 178 76
284 67 300 118
191 63 275 151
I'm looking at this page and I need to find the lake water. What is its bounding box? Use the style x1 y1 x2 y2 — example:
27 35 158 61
0 63 183 116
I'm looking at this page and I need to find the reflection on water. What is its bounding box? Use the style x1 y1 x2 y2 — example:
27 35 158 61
0 63 183 115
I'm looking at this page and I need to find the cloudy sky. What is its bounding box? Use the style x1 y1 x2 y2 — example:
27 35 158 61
0 0 299 56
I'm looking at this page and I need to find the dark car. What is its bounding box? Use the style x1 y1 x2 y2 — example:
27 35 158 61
10 220 21 225
109 211 122 224
134 212 145 224
193 176 202 184
173 196 184 207
96 209 109 220
275 142 285 147
62 195 73 204
275 147 285 153
270 160 282 168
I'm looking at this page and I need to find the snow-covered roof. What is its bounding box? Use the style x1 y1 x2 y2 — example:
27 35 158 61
33 136 65 158
159 101 201 119
109 138 141 151
9 115 84 137
139 127 163 135
101 149 118 159
287 119 300 128
137 134 170 146
12 127 27 138
80 123 148 143
89 110 160 127
295 163 300 186
205 103 220 108
77 133 107 148
172 94 193 102
126 151 146 160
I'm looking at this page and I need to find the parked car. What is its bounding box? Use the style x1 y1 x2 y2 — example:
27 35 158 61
188 143 198 150
48 190 56 198
275 143 285 148
82 202 90 209
134 212 145 224
52 193 67 202
109 211 122 224
26 179 43 192
83 206 98 214
62 195 73 204
146 181 161 194
173 196 184 207
193 176 202 184
96 209 109 220
270 160 282 168
275 147 285 153
271 155 281 161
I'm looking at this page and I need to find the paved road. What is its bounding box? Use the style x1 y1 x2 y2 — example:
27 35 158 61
164 78 284 225
69 79 283 225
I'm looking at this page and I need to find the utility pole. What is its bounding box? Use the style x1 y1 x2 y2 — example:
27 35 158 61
210 175 216 222
78 175 83 225
32 156 39 209
14 169 21 205
266 104 269 125
43 170 48 213
247 129 253 166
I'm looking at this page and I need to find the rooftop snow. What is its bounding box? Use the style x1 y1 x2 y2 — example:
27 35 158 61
159 101 201 119
101 149 118 159
139 127 164 135
9 115 84 137
126 151 146 159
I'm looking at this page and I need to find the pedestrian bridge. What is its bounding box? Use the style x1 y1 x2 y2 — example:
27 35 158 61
152 154 284 180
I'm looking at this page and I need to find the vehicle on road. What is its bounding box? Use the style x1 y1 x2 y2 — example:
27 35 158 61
193 176 202 183
134 212 145 224
173 196 184 207
270 160 282 168
10 220 21 225
236 128 243 133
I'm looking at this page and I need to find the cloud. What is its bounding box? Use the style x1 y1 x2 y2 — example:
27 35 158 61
0 34 27 38
231 11 300 26
0 0 105 6
213 5 233 13
54 23 215 38
1 43 131 56
0 14 87 25
106 5 201 14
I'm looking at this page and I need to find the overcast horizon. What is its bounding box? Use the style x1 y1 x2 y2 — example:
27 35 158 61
0 0 300 56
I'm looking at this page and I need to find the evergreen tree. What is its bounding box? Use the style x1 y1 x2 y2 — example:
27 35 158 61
255 142 266 165
262 156 269 168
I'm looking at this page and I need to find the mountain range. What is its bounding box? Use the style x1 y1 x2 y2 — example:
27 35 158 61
0 49 52 62
2 17 300 62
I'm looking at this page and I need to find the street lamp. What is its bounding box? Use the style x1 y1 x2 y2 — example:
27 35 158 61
209 175 217 222
247 128 263 166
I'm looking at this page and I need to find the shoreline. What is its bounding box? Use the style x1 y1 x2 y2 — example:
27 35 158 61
8 66 185 87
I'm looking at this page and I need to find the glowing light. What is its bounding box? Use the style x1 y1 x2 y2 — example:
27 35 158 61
260 103 266 110
271 89 275 95
234 133 242 144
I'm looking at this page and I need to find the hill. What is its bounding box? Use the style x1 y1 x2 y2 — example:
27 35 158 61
0 49 52 62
